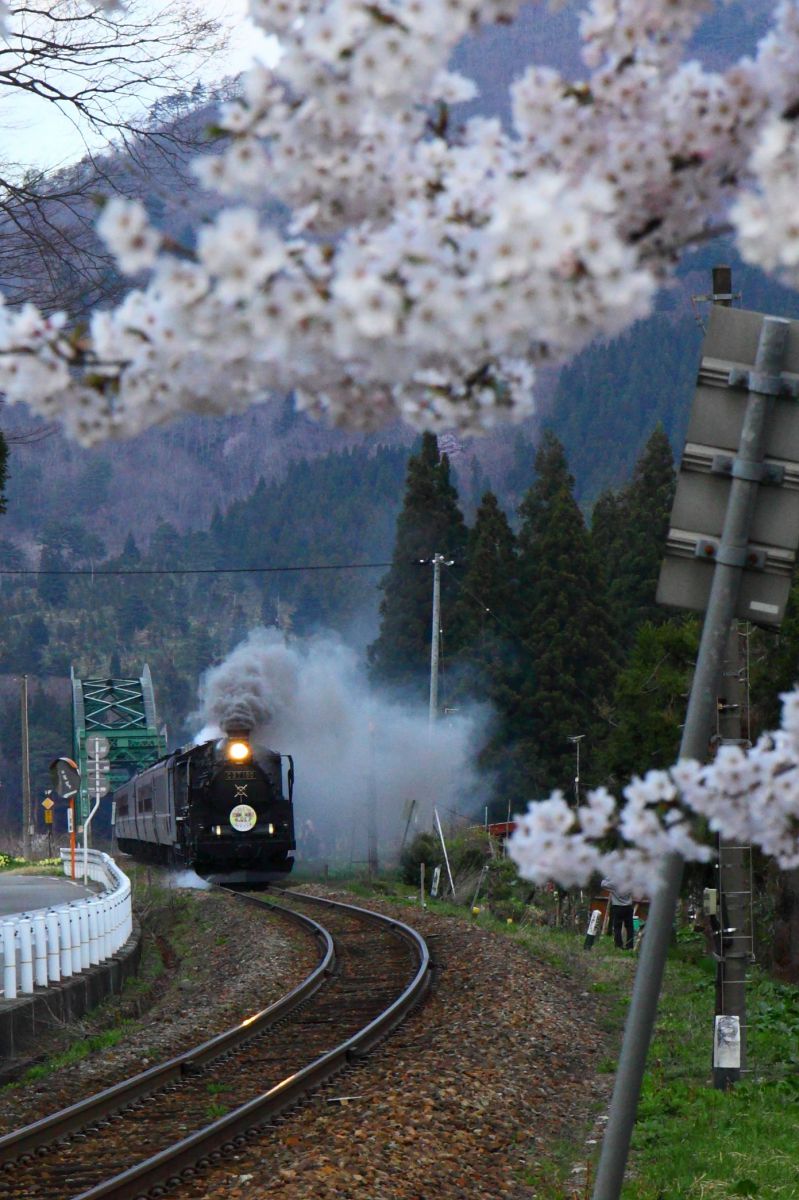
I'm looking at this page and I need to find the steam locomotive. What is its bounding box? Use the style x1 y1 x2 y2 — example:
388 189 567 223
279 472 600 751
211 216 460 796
112 730 296 884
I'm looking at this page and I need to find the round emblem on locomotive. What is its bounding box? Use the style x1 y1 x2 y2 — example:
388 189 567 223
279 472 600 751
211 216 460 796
229 804 257 832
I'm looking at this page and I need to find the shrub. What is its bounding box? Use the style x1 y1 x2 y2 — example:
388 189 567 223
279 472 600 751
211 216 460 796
400 831 443 885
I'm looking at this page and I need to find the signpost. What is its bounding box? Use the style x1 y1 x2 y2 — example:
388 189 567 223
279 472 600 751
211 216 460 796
593 291 799 1200
49 757 80 880
42 791 54 857
84 735 111 885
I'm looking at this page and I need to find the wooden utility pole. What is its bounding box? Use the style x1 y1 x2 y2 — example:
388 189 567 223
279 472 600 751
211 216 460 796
21 674 31 860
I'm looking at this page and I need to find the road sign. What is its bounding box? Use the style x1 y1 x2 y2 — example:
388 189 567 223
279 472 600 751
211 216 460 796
41 797 55 811
44 809 53 825
50 757 80 798
86 735 110 759
91 760 112 775
657 304 799 627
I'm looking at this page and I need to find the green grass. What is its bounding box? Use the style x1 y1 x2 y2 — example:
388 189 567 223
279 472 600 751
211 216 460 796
22 1026 131 1080
620 932 799 1199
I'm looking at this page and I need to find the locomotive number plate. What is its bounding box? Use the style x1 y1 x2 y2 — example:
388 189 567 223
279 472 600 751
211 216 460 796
230 804 258 832
224 769 257 781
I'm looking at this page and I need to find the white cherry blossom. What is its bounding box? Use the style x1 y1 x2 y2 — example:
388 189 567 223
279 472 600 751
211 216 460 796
508 686 799 896
0 0 793 447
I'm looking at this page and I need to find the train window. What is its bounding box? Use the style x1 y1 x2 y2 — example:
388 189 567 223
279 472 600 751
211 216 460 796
138 788 153 813
117 799 129 817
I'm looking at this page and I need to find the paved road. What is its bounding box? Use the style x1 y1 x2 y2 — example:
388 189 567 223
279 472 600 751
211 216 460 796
0 875 94 917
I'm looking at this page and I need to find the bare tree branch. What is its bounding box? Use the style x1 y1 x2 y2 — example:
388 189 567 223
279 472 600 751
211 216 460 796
0 0 228 313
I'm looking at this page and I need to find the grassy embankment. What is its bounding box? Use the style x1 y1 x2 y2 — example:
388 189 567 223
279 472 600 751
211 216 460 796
340 874 799 1200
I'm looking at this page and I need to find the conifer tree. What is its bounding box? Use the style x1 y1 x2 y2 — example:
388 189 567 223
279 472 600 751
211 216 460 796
599 618 699 785
592 425 675 644
449 490 521 797
369 433 468 698
452 491 517 655
513 432 617 795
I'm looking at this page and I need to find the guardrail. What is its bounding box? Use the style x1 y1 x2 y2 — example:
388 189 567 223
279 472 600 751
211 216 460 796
1 850 132 1002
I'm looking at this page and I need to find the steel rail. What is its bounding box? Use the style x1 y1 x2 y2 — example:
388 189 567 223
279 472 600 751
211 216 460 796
0 896 333 1163
69 890 431 1200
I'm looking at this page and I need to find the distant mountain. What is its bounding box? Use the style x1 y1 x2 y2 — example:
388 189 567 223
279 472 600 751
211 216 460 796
0 0 793 568
452 2 773 126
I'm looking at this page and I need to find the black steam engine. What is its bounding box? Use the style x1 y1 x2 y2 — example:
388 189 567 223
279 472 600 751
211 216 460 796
112 730 295 884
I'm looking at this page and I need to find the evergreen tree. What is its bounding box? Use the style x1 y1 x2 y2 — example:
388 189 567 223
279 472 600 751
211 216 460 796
592 425 676 645
37 548 70 607
449 491 522 799
452 492 517 654
369 433 468 698
599 618 699 785
513 432 617 795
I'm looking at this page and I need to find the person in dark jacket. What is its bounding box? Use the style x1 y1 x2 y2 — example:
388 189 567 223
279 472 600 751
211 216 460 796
601 877 635 950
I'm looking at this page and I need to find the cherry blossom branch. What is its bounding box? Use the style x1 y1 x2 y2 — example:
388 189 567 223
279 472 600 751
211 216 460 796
507 687 799 896
0 0 796 444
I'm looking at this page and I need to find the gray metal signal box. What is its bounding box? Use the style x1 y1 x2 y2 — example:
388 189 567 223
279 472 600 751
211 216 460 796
657 305 799 626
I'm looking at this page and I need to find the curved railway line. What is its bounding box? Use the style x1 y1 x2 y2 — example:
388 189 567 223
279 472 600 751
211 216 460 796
0 888 432 1200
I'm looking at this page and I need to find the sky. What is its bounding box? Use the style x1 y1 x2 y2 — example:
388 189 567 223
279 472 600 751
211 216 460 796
0 0 278 175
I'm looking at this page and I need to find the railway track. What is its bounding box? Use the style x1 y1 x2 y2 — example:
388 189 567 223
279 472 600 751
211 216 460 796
0 888 431 1200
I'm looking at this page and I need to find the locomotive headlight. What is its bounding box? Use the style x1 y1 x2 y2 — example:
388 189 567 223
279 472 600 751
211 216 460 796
227 740 251 762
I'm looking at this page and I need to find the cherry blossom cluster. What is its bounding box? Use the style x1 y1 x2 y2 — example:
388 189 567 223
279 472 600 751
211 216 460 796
508 686 799 897
1 0 799 443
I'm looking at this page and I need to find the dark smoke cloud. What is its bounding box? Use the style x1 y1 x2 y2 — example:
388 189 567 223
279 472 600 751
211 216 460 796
192 628 483 862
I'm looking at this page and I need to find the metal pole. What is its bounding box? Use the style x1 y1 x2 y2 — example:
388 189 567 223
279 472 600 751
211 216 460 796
592 313 789 1200
83 755 103 885
367 721 378 877
569 734 584 806
714 626 750 1086
708 264 750 1088
433 807 456 896
429 554 442 726
21 675 31 861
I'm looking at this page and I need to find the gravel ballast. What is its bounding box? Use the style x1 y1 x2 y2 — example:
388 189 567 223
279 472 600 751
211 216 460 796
194 888 617 1200
0 879 624 1198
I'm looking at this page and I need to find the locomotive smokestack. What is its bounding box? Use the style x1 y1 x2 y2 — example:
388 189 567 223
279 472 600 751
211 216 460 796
220 703 256 738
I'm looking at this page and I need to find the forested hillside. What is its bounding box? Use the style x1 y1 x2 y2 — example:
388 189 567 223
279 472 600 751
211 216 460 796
3 0 799 852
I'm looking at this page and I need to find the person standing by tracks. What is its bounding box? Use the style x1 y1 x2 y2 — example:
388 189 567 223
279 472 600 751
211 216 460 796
601 876 635 950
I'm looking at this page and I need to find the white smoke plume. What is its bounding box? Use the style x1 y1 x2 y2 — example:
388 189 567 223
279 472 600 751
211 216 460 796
192 627 483 864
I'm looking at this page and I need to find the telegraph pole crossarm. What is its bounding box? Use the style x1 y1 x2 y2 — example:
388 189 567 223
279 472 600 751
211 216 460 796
592 311 791 1200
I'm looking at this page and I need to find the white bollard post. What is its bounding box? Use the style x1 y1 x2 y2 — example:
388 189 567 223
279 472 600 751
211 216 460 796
46 912 60 982
110 897 119 950
97 901 108 963
88 902 100 966
2 921 17 1000
112 894 122 952
69 907 82 974
18 919 34 994
33 914 48 988
104 897 113 958
58 910 73 978
106 898 115 958
77 904 90 970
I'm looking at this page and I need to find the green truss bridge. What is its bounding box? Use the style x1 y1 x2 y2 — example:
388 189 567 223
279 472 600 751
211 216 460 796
71 665 166 825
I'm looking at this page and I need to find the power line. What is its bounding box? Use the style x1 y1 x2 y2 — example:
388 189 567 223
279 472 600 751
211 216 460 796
0 560 395 577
